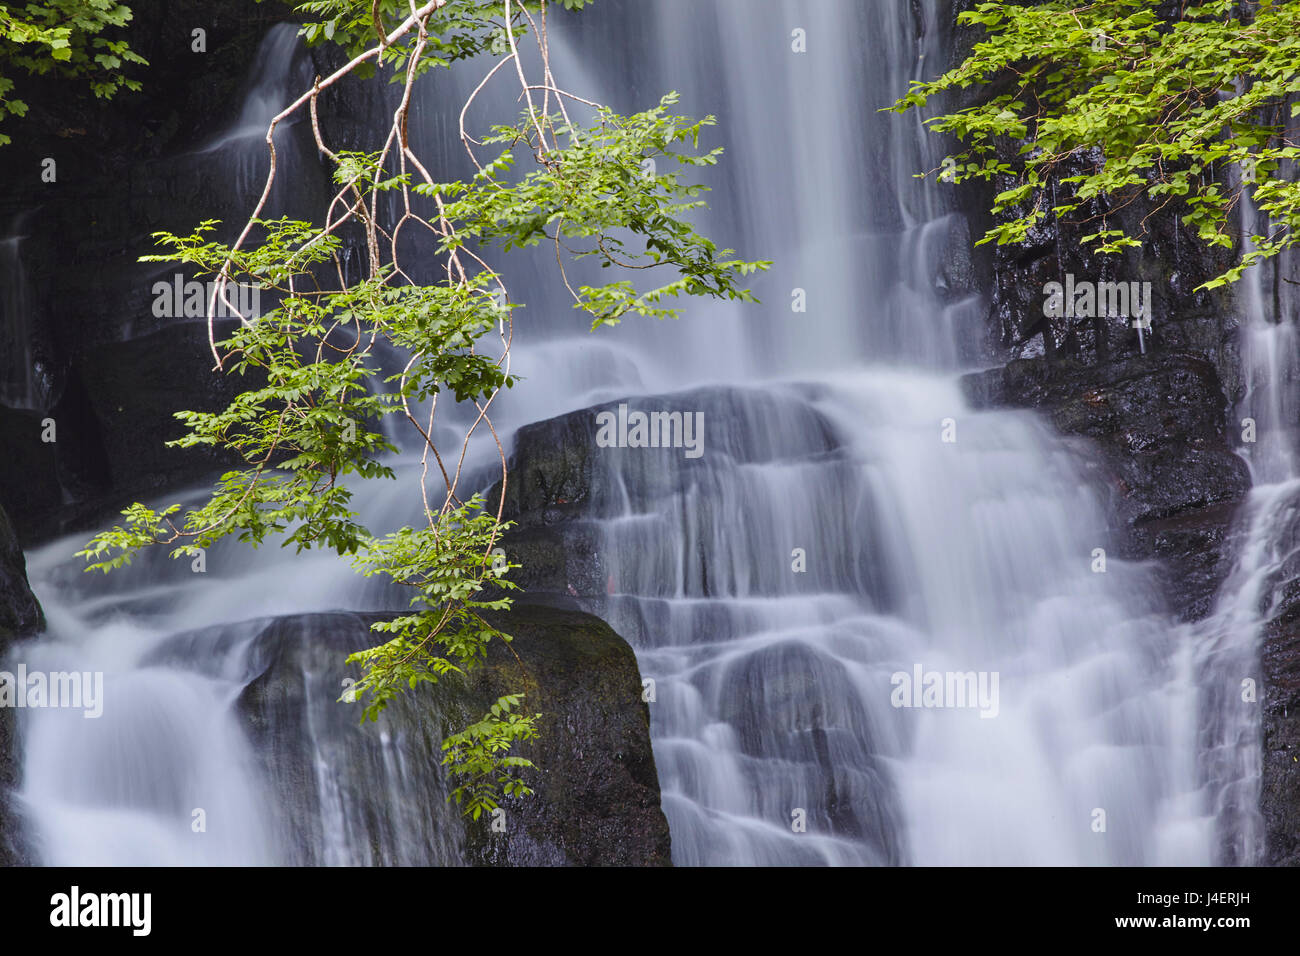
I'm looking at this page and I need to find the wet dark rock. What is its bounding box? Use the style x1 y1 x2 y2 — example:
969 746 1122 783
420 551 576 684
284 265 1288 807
0 500 42 865
485 396 617 603
0 407 62 541
962 351 1248 521
1129 501 1242 625
963 351 1249 620
77 324 257 496
1243 495 1300 866
1260 630 1300 866
1262 599 1300 865
0 701 25 867
0 502 42 655
458 605 671 866
0 322 265 543
490 385 842 603
951 78 1242 381
934 213 980 305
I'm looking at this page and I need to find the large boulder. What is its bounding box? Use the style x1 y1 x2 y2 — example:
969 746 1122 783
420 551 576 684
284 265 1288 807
489 385 844 605
186 606 673 866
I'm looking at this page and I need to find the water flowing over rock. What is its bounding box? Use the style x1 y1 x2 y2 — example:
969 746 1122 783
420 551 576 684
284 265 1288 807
962 352 1251 623
495 377 1218 864
206 608 666 865
7 523 666 865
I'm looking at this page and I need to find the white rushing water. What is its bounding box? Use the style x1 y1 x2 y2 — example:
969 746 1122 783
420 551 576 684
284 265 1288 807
1177 182 1299 867
6 0 1261 865
0 216 43 411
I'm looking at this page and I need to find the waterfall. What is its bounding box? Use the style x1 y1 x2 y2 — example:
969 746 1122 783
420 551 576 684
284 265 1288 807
0 217 44 411
1180 178 1299 865
514 0 1211 864
589 378 1206 865
6 0 1248 865
190 23 314 206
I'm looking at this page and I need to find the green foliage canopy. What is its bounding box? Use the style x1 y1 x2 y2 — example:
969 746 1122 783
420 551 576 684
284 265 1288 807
0 1 146 146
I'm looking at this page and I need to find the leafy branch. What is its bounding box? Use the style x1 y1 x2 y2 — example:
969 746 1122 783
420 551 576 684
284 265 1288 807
79 0 767 815
892 0 1300 290
0 0 147 145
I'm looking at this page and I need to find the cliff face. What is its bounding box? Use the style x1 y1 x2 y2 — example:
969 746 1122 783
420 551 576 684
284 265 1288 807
0 504 42 651
1261 554 1300 866
949 59 1251 592
0 0 318 543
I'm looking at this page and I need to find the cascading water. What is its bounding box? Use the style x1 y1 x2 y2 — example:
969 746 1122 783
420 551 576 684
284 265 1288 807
0 217 44 411
517 0 1213 865
5 0 1255 865
1181 181 1299 866
191 23 314 205
586 382 1208 865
